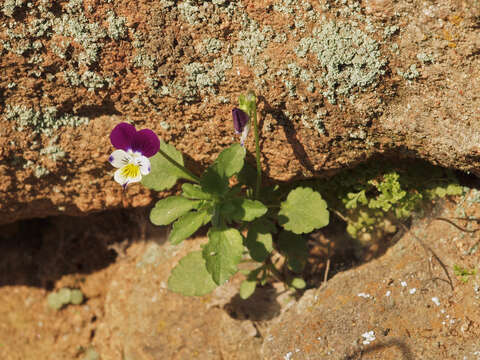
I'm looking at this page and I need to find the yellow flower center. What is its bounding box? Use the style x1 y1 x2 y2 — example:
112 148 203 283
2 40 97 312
121 163 140 179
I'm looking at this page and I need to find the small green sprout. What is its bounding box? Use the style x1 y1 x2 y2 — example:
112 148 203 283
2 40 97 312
453 265 477 283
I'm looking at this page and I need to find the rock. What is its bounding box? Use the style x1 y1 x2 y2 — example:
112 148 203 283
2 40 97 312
94 234 263 359
262 189 480 359
1 0 479 224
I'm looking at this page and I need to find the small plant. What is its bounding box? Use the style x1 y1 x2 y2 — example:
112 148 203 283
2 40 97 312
453 265 477 283
107 91 330 298
47 288 84 310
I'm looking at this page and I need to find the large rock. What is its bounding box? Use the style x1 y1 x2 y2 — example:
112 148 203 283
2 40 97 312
262 189 480 359
1 0 479 224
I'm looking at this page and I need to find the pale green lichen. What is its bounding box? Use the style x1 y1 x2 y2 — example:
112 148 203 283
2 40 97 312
64 70 113 91
5 104 89 135
34 165 50 178
295 20 387 104
397 64 420 80
2 0 25 17
417 52 434 64
202 37 223 54
106 11 127 41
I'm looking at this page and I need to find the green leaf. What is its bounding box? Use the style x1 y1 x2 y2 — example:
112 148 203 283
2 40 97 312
215 143 246 178
239 280 257 299
200 144 245 195
232 199 267 222
168 251 217 296
220 198 267 223
290 277 306 289
150 196 200 226
200 166 230 195
245 219 275 262
277 231 308 273
278 187 330 234
169 210 211 245
203 227 243 285
182 183 212 200
142 142 196 191
344 190 367 209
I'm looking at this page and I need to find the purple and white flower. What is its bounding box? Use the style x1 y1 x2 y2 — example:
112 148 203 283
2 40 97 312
232 108 250 146
108 122 160 189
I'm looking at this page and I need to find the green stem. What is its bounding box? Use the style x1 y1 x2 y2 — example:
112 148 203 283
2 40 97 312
157 147 201 183
251 99 262 199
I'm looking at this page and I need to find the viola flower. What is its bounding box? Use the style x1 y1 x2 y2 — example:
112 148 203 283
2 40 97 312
232 108 250 146
108 122 160 189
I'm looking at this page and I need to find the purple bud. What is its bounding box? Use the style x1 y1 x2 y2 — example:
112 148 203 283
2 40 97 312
232 108 249 134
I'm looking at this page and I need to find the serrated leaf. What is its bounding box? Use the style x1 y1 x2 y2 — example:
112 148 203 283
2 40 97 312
245 219 275 262
150 196 200 226
290 277 306 289
277 231 308 273
182 183 212 200
203 228 243 285
169 210 211 245
168 251 217 296
239 280 257 299
278 187 330 234
142 142 196 191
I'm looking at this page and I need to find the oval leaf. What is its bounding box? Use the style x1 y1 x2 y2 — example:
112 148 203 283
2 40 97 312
168 251 217 296
245 219 275 262
278 187 329 234
277 231 308 273
169 210 211 245
215 143 246 178
239 280 257 299
150 196 200 226
231 199 267 222
182 183 212 200
203 228 243 285
142 142 196 191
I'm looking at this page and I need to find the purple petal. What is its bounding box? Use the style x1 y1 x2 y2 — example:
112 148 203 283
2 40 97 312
110 122 136 151
232 108 249 134
131 129 160 158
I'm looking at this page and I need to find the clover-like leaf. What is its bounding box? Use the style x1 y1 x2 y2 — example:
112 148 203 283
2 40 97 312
182 183 212 200
169 210 211 245
203 227 243 285
277 231 308 273
150 196 200 226
168 251 217 296
245 219 275 262
142 142 196 191
278 187 329 234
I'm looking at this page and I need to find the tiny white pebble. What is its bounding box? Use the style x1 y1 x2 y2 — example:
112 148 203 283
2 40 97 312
432 297 440 306
440 309 445 314
401 281 407 287
284 352 293 360
385 290 391 297
357 293 372 299
361 330 376 345
409 288 416 294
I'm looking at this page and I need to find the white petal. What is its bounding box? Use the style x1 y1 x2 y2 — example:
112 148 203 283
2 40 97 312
135 155 151 175
114 164 142 187
109 149 132 168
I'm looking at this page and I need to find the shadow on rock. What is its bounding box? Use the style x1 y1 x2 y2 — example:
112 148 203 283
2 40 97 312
343 338 414 360
0 207 160 289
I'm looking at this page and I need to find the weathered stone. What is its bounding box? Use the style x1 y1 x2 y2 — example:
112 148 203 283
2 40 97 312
262 189 480 359
1 0 479 224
